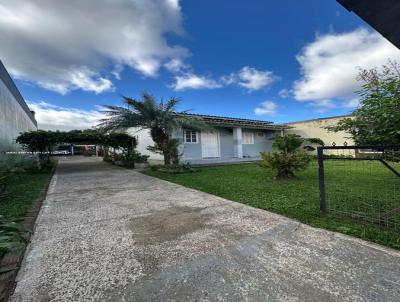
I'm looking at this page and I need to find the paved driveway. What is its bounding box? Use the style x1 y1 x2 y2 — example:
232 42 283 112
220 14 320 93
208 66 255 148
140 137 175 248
11 156 400 301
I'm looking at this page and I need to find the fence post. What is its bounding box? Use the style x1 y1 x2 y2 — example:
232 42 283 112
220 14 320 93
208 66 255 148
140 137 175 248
317 147 327 213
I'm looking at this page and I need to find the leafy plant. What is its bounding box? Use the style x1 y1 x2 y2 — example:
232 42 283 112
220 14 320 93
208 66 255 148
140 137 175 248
150 163 198 174
0 216 30 253
127 150 149 163
16 130 57 165
99 93 210 165
328 60 400 145
0 154 39 173
260 134 322 180
147 138 181 164
0 169 14 200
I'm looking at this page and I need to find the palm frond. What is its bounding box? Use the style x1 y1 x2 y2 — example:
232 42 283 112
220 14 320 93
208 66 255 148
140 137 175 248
97 93 210 134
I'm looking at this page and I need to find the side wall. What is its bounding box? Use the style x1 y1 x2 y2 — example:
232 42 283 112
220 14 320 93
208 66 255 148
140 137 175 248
0 78 37 152
126 128 164 160
285 117 354 153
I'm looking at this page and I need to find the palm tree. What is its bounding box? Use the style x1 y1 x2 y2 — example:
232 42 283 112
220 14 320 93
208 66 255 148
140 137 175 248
98 93 209 165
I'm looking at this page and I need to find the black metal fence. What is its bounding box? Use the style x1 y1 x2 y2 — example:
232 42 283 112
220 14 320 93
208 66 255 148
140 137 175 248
317 145 400 231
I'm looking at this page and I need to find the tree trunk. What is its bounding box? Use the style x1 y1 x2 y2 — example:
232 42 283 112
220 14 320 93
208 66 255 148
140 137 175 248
163 153 171 165
150 127 172 165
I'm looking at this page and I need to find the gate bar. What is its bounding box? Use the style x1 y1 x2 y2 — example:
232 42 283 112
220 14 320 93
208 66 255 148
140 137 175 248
317 147 327 213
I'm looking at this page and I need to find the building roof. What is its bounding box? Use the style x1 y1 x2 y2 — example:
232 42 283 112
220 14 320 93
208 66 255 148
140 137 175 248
177 112 288 130
0 60 37 127
285 114 351 125
337 0 400 49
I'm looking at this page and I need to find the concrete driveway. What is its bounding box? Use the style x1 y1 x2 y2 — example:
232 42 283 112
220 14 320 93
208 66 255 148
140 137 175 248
11 156 400 301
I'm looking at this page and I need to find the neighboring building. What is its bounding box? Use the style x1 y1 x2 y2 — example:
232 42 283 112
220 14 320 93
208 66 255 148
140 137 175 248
285 115 354 154
0 60 37 152
337 0 400 49
131 113 287 165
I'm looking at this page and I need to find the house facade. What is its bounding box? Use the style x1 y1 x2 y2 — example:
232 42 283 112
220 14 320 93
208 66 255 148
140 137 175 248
0 60 37 152
132 113 287 164
132 113 355 164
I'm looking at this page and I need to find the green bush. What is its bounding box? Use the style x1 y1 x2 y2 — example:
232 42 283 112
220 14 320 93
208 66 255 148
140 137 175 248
260 151 311 180
260 134 314 180
130 151 150 163
151 163 198 174
0 216 30 254
0 170 14 200
0 154 39 172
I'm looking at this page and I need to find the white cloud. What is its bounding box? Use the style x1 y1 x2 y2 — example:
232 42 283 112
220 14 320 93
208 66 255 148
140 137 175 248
278 89 291 98
254 101 277 116
308 99 336 113
170 73 222 91
170 66 278 91
0 0 186 94
164 58 189 73
28 101 105 130
222 66 278 91
293 28 400 102
342 98 360 108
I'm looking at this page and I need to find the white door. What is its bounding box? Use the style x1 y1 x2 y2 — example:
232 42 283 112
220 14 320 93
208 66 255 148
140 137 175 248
201 132 220 158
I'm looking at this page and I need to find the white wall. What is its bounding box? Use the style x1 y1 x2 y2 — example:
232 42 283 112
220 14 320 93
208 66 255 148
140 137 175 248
126 127 163 160
0 79 37 152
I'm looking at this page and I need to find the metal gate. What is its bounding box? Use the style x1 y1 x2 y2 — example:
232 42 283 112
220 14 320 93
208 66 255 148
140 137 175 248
317 145 400 231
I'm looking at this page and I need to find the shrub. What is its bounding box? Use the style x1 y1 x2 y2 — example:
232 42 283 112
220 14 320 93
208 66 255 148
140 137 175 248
130 151 150 163
260 134 314 180
0 154 39 172
0 169 14 200
0 216 30 254
260 151 311 180
151 163 198 174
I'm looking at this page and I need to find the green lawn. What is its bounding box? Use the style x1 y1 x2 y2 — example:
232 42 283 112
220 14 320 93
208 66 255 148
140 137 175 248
0 165 54 220
145 161 400 250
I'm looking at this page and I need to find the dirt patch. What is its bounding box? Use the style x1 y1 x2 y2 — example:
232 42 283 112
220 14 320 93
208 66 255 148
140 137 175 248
129 207 211 245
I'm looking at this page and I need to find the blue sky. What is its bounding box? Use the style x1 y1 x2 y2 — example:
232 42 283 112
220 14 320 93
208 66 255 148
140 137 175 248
1 0 400 130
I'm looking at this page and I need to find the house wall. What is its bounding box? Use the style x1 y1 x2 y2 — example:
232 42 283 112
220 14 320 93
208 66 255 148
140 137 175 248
129 126 277 162
242 130 275 157
285 116 354 155
181 127 275 161
0 62 37 152
127 128 164 160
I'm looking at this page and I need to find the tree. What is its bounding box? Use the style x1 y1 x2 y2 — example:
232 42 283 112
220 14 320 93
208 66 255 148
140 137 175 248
329 60 400 145
16 130 57 164
104 132 138 167
260 134 322 180
16 130 137 166
99 93 209 165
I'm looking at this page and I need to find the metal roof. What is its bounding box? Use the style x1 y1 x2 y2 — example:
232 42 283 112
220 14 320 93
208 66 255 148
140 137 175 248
285 114 352 125
176 112 288 130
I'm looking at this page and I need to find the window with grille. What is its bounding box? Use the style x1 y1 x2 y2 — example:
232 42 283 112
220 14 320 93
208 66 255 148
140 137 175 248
243 132 254 144
184 130 198 143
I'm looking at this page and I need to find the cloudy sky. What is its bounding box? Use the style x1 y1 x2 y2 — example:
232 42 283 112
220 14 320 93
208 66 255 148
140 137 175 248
1 0 400 130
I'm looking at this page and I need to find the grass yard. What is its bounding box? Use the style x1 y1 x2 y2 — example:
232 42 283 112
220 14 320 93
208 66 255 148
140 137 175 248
145 161 400 250
0 164 55 220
